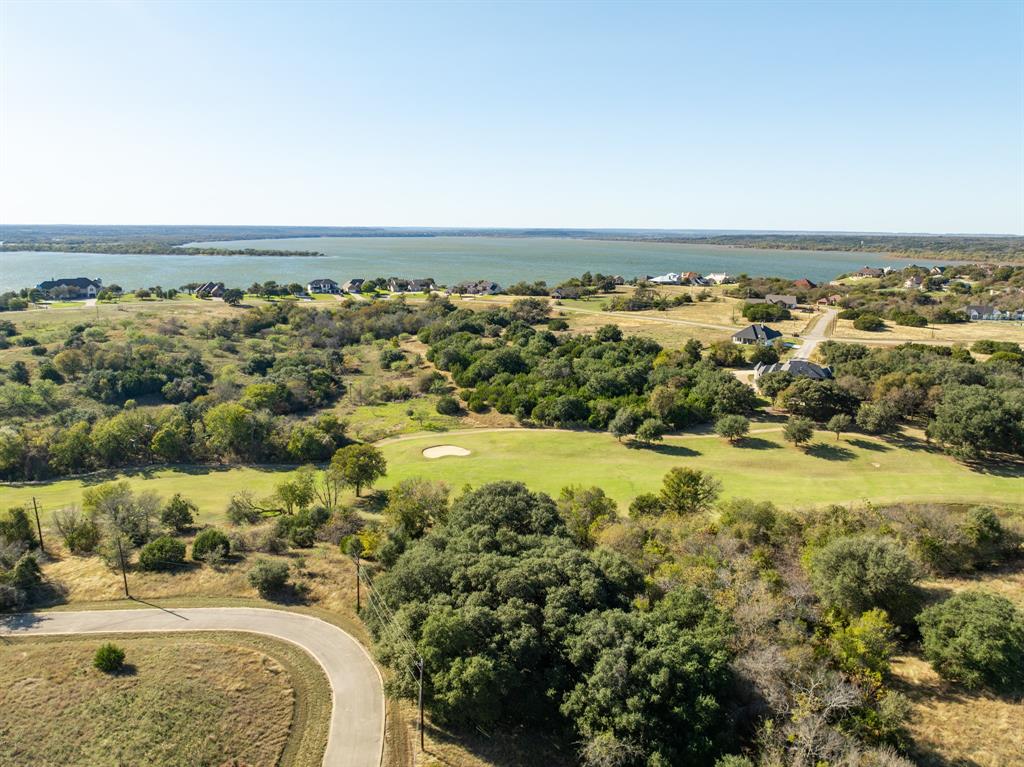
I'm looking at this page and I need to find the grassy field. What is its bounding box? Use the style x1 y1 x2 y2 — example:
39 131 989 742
4 427 1020 517
833 317 1024 345
0 631 330 767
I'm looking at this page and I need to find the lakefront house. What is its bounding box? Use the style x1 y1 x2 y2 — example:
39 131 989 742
307 278 339 294
36 277 102 299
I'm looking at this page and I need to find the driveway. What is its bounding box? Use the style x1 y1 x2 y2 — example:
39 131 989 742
0 606 384 767
793 307 837 360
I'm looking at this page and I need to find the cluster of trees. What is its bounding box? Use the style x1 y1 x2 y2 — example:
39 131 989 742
756 340 1024 460
360 465 1024 766
605 284 697 311
421 302 756 430
0 299 452 480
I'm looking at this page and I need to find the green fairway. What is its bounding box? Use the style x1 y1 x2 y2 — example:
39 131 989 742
4 429 1019 519
377 429 1022 508
1 465 297 523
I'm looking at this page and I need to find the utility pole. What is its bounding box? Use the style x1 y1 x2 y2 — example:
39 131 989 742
417 656 425 752
31 497 44 554
116 537 129 598
355 554 361 611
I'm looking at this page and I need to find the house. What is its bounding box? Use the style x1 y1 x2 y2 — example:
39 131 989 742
681 272 706 285
765 294 798 308
704 273 734 285
732 324 783 346
650 272 681 285
195 281 225 298
36 277 102 299
754 359 832 380
816 294 842 306
855 266 885 278
903 276 925 290
930 266 945 276
452 280 503 295
611 275 625 285
965 305 1024 321
342 279 365 293
793 278 816 290
307 278 339 294
387 278 435 293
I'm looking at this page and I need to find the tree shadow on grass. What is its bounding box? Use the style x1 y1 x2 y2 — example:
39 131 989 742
805 443 856 461
847 438 892 452
639 443 700 458
737 437 783 450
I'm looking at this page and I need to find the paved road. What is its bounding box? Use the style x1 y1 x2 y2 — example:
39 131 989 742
0 606 384 767
793 308 837 360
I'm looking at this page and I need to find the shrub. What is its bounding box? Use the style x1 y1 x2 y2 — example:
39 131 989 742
629 493 664 517
917 591 1024 691
160 494 196 532
853 313 885 331
743 302 791 322
138 535 186 571
53 509 102 554
809 534 922 624
972 339 1021 355
828 608 899 682
0 507 36 548
93 643 126 673
192 528 231 562
248 558 290 595
548 318 569 331
435 394 461 415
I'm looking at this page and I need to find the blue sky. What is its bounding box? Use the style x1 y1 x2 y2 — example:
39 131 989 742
1 1 1021 233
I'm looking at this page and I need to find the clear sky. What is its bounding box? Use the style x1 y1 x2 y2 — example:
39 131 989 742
1 0 1021 233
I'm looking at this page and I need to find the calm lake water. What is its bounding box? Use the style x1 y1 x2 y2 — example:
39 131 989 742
0 236 923 292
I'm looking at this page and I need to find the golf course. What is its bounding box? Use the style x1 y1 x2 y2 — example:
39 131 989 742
4 427 1020 519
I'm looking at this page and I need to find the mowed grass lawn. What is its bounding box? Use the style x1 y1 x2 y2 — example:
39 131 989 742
2 429 1020 518
378 429 1022 508
0 632 330 767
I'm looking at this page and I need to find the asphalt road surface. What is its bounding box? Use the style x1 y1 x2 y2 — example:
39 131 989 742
0 606 384 767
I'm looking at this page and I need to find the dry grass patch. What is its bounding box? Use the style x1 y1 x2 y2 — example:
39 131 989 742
892 654 1024 767
833 318 1024 345
0 631 330 767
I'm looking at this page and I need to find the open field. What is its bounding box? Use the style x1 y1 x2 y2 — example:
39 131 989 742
833 317 1024 345
0 631 330 767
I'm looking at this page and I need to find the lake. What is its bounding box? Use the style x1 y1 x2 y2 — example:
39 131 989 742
0 235 924 292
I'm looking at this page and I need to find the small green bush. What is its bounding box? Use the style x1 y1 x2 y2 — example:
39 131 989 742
853 313 885 331
436 395 461 416
138 535 186 571
160 494 196 532
248 559 290 595
917 591 1024 691
93 643 126 673
548 318 569 331
192 528 231 561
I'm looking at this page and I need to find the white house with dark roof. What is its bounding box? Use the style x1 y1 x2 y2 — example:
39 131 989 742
36 277 102 299
307 278 339 294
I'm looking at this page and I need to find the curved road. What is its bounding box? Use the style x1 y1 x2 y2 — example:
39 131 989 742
0 606 384 767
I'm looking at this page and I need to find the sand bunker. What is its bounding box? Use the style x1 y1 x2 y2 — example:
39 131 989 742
422 445 471 459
